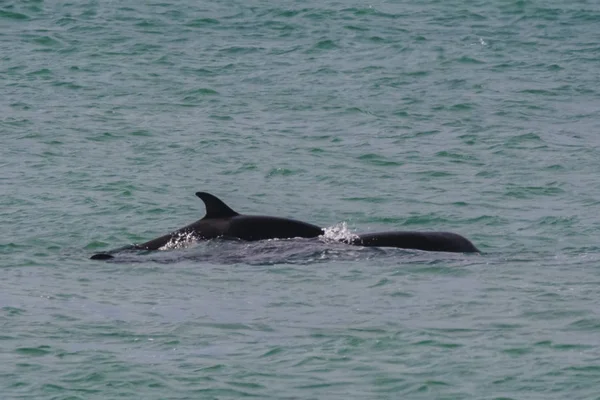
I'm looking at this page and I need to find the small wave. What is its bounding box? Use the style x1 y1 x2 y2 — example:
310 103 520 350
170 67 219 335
159 232 199 250
322 222 358 243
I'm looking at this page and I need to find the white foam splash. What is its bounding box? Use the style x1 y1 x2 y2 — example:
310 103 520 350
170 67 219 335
322 222 359 242
479 37 487 46
159 231 199 250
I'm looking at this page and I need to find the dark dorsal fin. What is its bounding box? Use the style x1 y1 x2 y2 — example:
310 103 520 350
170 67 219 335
195 192 239 219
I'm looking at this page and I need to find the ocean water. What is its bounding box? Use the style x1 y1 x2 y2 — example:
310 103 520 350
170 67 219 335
2 0 600 398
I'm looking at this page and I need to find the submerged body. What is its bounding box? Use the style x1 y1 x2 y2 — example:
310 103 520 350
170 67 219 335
90 191 479 260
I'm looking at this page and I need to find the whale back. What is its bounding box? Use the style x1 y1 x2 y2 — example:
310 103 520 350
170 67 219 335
351 231 479 253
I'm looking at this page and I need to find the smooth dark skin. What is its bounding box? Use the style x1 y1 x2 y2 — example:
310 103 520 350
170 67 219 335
349 231 479 253
90 192 324 259
90 192 479 260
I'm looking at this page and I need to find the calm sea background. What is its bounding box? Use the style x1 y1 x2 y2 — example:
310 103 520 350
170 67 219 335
2 0 600 398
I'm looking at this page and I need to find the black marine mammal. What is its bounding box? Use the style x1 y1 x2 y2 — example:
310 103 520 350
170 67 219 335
349 231 479 253
90 192 479 260
90 192 324 260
